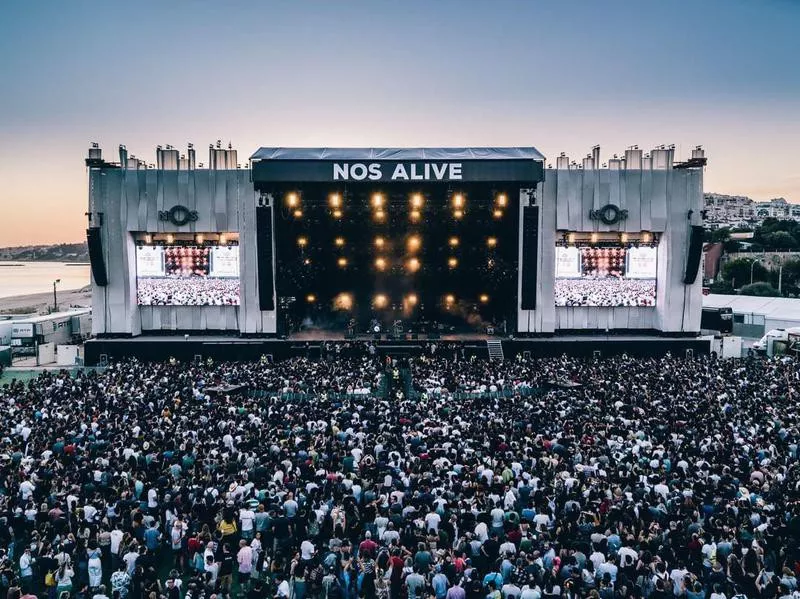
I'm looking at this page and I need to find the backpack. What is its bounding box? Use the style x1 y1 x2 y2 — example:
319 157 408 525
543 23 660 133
45 571 57 587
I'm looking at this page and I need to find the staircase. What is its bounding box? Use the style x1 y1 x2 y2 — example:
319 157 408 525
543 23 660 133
486 339 504 361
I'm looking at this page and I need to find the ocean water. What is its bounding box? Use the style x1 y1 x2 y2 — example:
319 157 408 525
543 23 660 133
0 261 91 298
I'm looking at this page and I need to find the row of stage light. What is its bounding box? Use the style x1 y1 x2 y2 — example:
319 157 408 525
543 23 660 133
285 191 509 221
557 231 660 247
303 292 491 309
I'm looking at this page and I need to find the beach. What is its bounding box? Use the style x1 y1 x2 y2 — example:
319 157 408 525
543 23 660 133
0 287 91 315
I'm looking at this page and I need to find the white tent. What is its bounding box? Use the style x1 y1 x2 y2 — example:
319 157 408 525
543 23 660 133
703 294 800 330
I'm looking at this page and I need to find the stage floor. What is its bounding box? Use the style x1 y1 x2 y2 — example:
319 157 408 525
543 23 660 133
84 333 712 365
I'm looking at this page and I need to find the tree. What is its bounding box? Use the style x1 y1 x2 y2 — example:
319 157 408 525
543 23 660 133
721 258 768 288
763 231 798 250
711 227 731 243
739 282 780 297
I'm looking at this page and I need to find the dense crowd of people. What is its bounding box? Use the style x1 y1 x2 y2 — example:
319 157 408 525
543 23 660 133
554 279 656 307
136 278 240 307
1 352 799 599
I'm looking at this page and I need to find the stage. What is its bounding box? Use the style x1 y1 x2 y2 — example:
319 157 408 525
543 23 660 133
84 332 712 365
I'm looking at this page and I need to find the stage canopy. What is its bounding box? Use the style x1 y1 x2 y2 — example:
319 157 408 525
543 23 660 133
250 147 545 184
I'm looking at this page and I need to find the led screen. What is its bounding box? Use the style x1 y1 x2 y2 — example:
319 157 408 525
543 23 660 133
554 245 657 307
136 244 240 306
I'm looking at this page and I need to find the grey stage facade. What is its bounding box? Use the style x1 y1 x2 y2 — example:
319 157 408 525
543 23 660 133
85 143 706 347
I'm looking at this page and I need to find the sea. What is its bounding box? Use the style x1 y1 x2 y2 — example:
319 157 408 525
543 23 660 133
0 261 91 299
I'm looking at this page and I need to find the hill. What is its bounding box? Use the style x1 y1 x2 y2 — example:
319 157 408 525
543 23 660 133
0 242 89 262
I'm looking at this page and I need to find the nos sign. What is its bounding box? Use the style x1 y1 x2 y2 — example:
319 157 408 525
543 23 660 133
333 162 462 182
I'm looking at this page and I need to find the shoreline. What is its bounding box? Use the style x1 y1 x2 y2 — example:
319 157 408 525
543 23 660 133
0 287 91 315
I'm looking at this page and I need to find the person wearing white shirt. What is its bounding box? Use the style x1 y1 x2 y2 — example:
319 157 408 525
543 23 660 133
425 511 441 533
300 539 315 561
239 507 256 539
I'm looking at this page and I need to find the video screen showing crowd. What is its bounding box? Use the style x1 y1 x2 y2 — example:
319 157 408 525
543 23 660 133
136 243 241 306
554 246 657 307
2 350 799 599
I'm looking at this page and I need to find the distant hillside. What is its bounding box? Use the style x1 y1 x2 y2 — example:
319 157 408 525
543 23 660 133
0 242 89 262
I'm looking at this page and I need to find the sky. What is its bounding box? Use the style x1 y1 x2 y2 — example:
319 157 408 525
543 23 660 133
1 0 799 246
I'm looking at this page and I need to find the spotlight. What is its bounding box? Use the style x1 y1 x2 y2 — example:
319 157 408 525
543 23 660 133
406 257 420 273
297 236 308 248
303 258 311 265
479 294 490 303
448 236 459 247
410 193 424 209
306 294 316 303
375 257 387 271
568 232 576 244
374 209 386 221
166 234 174 244
452 193 465 209
286 192 299 208
333 209 343 219
374 236 385 248
293 209 303 218
407 235 421 253
642 231 652 243
144 234 152 244
410 210 421 222
373 294 388 309
487 237 497 248
196 234 204 244
453 210 464 220
405 293 418 306
590 232 599 244
333 292 353 311
328 193 341 209
371 193 384 209
496 193 508 207
334 237 345 247
445 294 455 305
337 257 348 268
493 209 503 219
620 233 629 243
448 257 458 268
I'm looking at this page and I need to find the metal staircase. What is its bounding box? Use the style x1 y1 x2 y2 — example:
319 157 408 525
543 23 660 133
486 339 504 361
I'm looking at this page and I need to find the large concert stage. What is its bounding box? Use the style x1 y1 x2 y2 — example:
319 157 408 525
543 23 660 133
83 142 707 365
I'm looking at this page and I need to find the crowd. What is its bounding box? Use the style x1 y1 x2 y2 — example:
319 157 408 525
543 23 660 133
1 352 799 599
136 278 241 307
554 279 656 307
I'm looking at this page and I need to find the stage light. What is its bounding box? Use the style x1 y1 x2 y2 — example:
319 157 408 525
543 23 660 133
493 209 503 219
219 234 228 245
303 258 311 265
337 257 348 267
568 232 576 244
406 293 418 306
452 193 465 209
453 210 464 220
373 294 388 309
328 193 341 209
620 233 629 243
375 257 387 271
374 236 385 248
196 234 204 244
407 235 421 253
166 234 174 244
487 237 497 248
406 257 420 273
496 193 508 207
445 294 455 305
306 294 316 303
410 210 421 222
479 294 490 303
374 209 386 221
333 209 343 219
334 292 353 311
334 237 345 247
590 232 599 244
411 193 424 209
297 236 308 248
448 257 458 268
448 236 459 247
371 193 384 209
293 209 303 218
144 234 152 244
642 231 652 243
286 192 299 208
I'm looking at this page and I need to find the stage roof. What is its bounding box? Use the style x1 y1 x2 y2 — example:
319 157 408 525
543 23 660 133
250 147 545 162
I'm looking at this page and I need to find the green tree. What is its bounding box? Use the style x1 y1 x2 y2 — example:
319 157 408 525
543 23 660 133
721 258 768 288
711 227 731 242
763 231 798 250
739 282 780 297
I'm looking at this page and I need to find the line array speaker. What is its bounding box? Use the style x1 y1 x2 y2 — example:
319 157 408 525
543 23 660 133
520 205 539 309
256 206 275 310
683 225 704 284
86 227 108 286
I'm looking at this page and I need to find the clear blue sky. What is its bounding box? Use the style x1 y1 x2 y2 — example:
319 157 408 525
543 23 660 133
1 0 798 244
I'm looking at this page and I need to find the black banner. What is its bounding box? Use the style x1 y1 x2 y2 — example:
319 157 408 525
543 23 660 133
253 159 543 184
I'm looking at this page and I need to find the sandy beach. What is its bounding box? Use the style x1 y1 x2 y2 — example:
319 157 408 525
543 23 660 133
0 287 91 315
